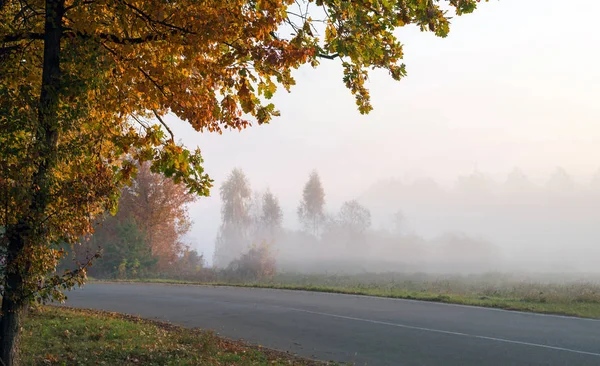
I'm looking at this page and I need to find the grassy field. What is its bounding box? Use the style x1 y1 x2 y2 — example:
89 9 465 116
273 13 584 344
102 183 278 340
99 271 600 319
21 306 330 365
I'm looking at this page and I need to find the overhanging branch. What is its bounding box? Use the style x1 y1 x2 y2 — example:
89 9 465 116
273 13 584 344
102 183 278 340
72 29 175 45
97 32 166 44
3 30 171 46
119 0 196 35
1 32 44 43
152 109 174 142
317 53 340 60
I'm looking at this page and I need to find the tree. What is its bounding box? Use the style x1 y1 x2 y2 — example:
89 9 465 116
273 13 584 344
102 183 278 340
0 0 482 362
337 200 372 234
89 216 158 279
320 200 371 254
213 169 252 267
261 189 284 238
248 189 283 236
246 189 283 255
297 171 326 237
119 163 196 270
70 162 196 276
248 191 264 238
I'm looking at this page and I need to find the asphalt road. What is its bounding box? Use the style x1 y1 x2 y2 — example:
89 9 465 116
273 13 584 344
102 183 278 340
64 283 600 365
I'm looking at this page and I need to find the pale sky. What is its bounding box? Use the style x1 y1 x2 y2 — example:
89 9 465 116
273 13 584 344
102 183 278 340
165 0 600 261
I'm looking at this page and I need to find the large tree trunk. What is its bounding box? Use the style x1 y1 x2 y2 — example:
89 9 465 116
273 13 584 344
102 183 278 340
0 0 64 364
0 225 27 366
0 300 24 366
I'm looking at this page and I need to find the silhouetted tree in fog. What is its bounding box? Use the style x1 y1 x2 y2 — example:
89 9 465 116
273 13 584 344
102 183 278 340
298 171 326 237
319 200 372 255
261 189 283 236
248 191 264 236
214 169 252 267
338 200 372 234
249 189 283 244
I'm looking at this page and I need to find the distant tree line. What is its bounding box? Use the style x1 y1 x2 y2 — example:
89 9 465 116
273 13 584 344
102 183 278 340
76 164 600 281
213 169 282 279
212 168 494 276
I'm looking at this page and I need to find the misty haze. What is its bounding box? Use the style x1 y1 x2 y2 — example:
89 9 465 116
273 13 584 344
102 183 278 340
207 166 600 275
3 0 600 365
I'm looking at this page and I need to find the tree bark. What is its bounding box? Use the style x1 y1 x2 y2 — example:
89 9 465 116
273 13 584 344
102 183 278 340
0 0 64 364
0 225 27 366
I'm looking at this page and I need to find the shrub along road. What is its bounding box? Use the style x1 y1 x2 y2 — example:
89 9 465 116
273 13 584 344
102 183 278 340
65 283 600 366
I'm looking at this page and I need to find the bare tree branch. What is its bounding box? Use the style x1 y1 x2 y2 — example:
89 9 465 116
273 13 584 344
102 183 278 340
317 53 340 60
97 32 167 44
119 0 196 35
131 114 149 129
70 29 174 45
0 32 44 43
152 109 174 142
64 0 95 12
0 45 21 59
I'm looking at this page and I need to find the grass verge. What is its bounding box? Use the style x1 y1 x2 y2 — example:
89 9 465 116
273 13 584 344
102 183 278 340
94 277 600 319
21 306 331 365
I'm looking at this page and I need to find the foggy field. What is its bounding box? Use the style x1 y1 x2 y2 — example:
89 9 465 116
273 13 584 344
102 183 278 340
113 271 600 319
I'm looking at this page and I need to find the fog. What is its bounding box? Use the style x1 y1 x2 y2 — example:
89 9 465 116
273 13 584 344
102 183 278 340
206 168 600 275
357 170 600 273
164 0 600 274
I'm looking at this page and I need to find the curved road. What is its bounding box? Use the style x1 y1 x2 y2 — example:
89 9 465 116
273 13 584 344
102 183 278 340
64 283 600 365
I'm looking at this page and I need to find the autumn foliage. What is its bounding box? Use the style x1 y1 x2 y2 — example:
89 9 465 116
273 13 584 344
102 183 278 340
117 163 196 269
1 0 483 363
69 163 200 278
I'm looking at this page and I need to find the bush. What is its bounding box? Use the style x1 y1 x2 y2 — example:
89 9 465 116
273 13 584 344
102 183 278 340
225 243 275 282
